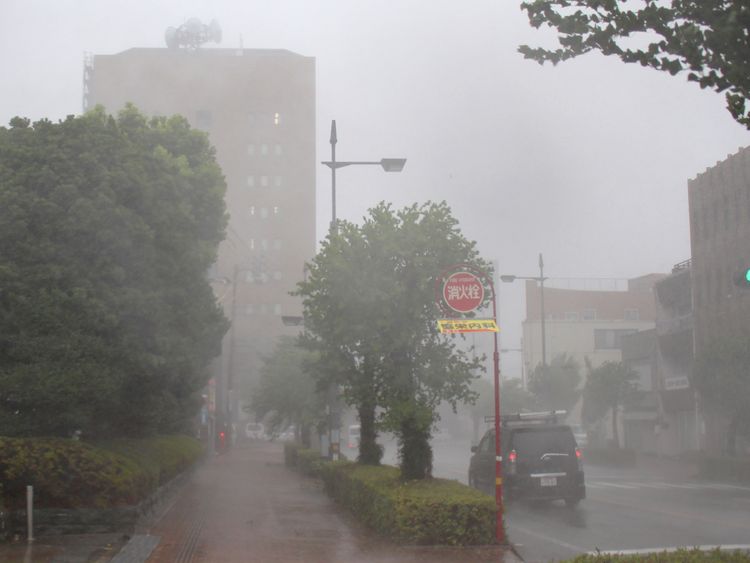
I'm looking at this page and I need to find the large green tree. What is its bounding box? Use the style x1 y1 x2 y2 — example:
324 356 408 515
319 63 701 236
519 1 750 128
528 353 582 413
582 360 638 448
693 336 750 456
297 202 485 479
251 336 325 447
0 105 228 438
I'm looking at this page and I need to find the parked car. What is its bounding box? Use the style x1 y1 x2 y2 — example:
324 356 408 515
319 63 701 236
347 424 361 449
469 411 586 507
245 422 265 440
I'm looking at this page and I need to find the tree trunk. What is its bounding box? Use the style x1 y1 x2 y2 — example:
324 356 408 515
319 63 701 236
611 404 620 449
398 414 432 480
357 400 382 465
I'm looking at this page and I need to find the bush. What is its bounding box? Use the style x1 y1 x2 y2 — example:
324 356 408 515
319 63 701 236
284 441 302 467
698 456 750 483
0 435 203 510
583 447 636 467
297 448 324 477
320 461 497 545
565 547 750 562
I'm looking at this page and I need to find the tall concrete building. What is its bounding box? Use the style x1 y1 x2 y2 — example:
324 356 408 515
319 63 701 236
688 146 750 453
85 46 316 440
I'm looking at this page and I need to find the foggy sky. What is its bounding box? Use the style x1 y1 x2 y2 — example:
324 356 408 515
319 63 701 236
2 0 748 377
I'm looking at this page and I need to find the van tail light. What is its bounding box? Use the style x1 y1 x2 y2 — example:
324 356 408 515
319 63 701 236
508 449 517 475
575 447 583 469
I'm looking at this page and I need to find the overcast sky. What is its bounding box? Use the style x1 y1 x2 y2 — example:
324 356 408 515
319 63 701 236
2 0 748 377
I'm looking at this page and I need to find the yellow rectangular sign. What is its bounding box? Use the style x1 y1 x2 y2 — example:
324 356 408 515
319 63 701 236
438 319 498 334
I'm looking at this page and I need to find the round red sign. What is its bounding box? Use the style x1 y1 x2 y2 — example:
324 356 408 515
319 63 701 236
442 271 484 313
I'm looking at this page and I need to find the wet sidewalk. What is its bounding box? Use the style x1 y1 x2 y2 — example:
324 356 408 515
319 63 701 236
142 440 519 562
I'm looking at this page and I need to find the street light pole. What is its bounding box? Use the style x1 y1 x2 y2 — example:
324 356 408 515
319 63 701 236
500 253 549 372
320 119 406 460
539 252 546 368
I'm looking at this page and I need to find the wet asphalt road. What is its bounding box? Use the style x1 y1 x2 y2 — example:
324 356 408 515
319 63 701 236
407 440 750 562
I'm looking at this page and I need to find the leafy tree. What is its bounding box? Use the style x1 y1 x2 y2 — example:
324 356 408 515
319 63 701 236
519 1 750 129
251 336 325 446
528 353 582 413
693 336 750 456
0 105 228 438
582 360 638 448
297 202 486 479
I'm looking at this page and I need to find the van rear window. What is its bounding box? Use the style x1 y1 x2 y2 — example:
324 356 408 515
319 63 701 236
511 427 576 456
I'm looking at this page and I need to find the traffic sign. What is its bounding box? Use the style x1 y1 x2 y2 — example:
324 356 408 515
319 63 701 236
442 271 484 313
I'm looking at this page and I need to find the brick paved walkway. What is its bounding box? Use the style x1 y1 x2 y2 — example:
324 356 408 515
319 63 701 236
143 441 517 563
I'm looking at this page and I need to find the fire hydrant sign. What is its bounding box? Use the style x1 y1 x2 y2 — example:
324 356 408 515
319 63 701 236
442 271 484 313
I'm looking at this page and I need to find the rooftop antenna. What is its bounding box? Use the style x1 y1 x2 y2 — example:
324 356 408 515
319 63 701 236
165 18 222 50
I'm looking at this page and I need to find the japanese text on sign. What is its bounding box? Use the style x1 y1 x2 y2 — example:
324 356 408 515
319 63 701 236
437 319 499 334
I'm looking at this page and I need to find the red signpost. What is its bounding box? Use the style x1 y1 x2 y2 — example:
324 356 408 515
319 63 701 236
436 264 504 543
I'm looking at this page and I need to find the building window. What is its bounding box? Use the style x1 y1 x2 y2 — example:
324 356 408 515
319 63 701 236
624 308 640 320
245 304 254 316
274 112 281 126
273 206 280 215
247 176 255 187
247 144 255 156
564 312 579 321
260 144 269 156
250 238 255 250
259 304 268 315
260 176 269 187
245 271 255 283
260 207 268 219
274 144 283 156
250 206 256 216
594 329 637 350
273 271 282 281
261 239 268 251
274 176 283 188
582 309 597 321
273 304 282 316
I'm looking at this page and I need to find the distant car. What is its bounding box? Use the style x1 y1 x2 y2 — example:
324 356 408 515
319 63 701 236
245 422 265 440
469 411 586 507
347 424 361 449
277 426 296 441
570 424 588 448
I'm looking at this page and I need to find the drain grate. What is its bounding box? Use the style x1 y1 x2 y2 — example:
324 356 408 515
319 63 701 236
174 518 204 563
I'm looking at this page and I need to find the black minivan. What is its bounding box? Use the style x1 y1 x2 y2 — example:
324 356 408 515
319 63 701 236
469 411 585 507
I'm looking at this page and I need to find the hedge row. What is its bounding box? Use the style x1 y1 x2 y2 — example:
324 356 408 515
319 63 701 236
283 442 323 477
566 548 750 562
0 435 203 510
320 461 497 546
698 456 750 483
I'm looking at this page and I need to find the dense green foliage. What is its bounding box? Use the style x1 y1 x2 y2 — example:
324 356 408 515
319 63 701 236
320 461 497 545
251 336 325 445
566 547 750 562
693 336 750 455
582 360 638 448
528 354 582 413
468 377 537 443
0 106 229 438
0 434 202 510
519 1 750 129
297 202 486 478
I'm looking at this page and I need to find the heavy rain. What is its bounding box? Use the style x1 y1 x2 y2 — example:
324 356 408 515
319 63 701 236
1 1 750 562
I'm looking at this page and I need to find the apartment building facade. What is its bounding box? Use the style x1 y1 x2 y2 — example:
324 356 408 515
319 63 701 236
85 47 316 439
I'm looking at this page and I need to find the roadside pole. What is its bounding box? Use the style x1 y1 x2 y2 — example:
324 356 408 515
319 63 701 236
436 264 504 543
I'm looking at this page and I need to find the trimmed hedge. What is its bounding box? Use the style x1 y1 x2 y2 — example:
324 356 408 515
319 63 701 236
0 435 203 510
583 447 637 467
698 456 750 483
283 442 324 477
566 548 750 562
320 461 497 546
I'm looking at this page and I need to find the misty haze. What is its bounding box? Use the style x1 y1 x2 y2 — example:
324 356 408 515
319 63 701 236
1 1 749 562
